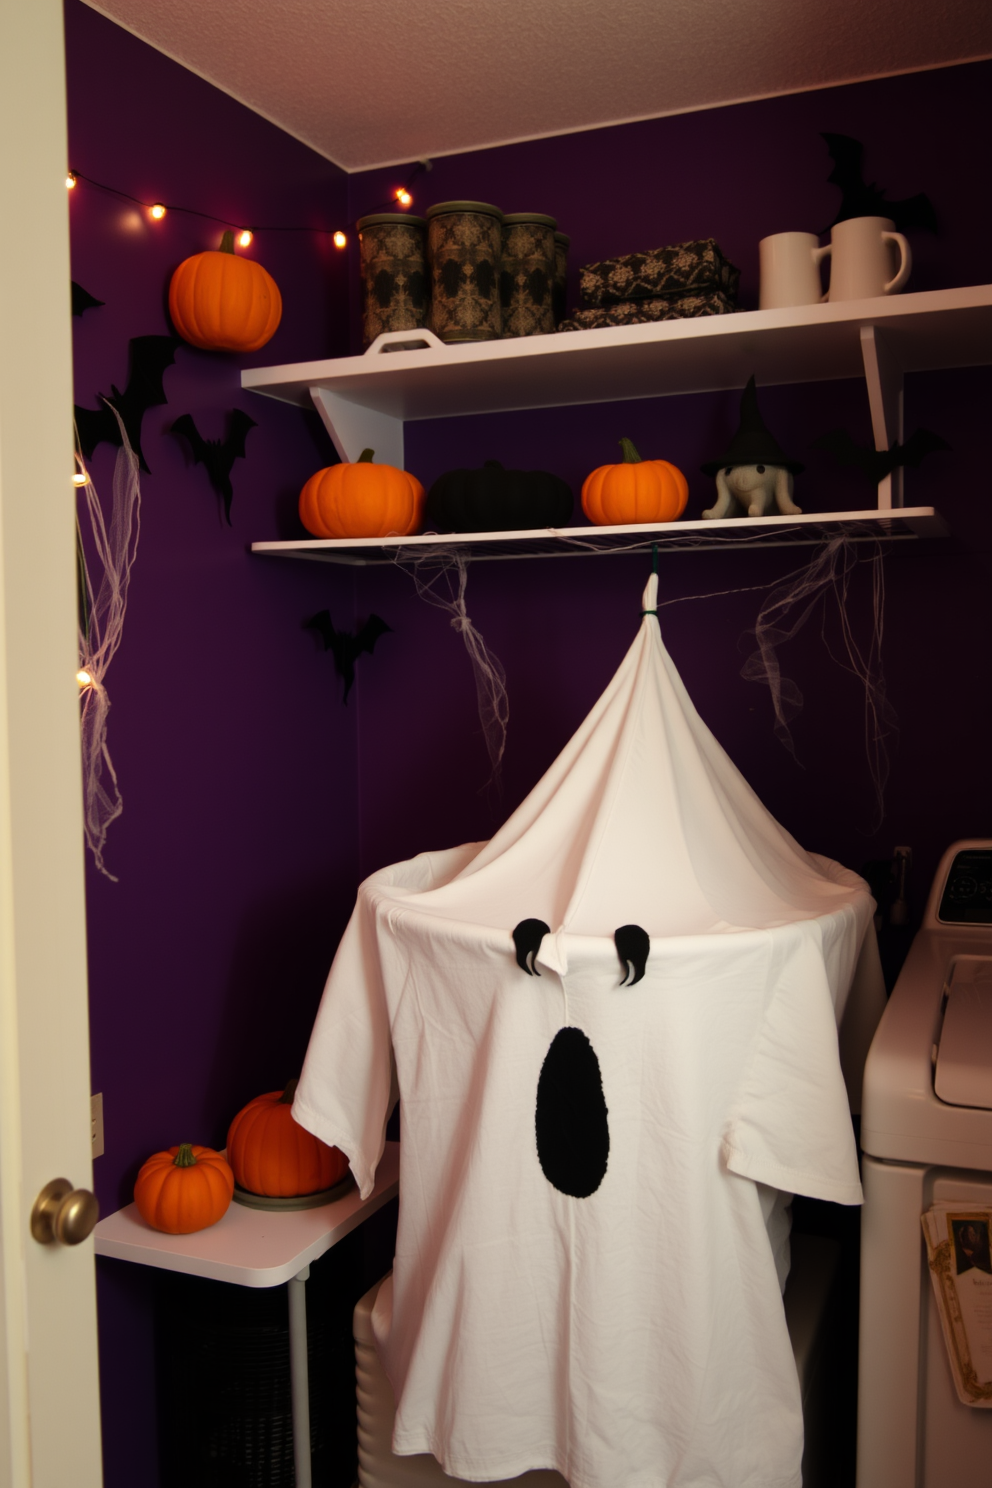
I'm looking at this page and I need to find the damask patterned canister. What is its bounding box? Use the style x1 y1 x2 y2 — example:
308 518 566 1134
553 232 570 326
426 201 503 343
357 213 428 348
500 213 557 337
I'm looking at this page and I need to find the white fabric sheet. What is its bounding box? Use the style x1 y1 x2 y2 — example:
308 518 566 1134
296 575 874 1488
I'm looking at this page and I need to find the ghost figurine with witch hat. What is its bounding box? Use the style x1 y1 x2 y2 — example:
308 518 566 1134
702 375 803 519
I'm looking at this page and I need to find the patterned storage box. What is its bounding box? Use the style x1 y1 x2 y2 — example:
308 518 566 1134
579 239 740 308
558 289 738 332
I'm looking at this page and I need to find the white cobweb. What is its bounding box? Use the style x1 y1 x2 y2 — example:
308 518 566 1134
740 534 893 831
390 529 894 826
75 408 142 880
402 549 510 783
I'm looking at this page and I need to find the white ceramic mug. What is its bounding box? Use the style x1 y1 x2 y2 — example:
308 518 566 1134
759 231 830 309
820 216 912 301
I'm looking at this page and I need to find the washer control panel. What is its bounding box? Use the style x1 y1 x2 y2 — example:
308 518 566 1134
939 849 992 925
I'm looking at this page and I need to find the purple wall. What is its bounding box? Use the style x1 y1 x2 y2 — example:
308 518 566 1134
64 5 357 1482
66 5 992 1479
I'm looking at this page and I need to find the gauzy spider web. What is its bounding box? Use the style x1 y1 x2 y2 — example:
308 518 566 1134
75 408 141 880
391 531 894 826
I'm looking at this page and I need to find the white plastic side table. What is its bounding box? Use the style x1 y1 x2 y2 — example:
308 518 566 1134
93 1142 400 1488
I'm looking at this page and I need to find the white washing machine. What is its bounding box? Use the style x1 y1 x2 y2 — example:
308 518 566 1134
858 839 992 1488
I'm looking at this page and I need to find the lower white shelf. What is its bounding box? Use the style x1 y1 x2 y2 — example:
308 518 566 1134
92 1140 399 1288
252 507 944 566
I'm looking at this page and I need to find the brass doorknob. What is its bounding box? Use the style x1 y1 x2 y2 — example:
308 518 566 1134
30 1178 99 1246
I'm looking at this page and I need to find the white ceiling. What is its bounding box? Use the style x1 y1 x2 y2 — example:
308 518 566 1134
84 0 992 172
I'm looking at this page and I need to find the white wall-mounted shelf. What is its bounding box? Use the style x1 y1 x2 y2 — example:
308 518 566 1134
243 284 991 512
251 507 945 567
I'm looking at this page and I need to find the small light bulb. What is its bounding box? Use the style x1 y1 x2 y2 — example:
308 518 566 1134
395 188 413 208
66 171 77 189
72 471 87 487
333 230 347 249
237 229 253 247
150 203 166 220
76 669 93 688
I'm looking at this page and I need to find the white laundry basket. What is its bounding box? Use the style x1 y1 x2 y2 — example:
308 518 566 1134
354 1240 840 1488
355 1275 567 1488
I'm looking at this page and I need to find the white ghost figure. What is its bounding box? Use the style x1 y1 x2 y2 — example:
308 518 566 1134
294 573 884 1488
701 375 804 520
703 459 802 519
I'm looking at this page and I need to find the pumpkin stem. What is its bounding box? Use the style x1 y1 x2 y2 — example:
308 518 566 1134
173 1143 197 1167
357 449 375 463
619 438 642 464
219 230 236 255
279 1078 299 1106
483 460 505 470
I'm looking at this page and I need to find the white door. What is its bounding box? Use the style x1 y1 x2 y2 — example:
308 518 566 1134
0 0 103 1483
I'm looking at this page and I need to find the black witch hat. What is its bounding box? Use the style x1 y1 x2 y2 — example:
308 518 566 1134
701 377 804 476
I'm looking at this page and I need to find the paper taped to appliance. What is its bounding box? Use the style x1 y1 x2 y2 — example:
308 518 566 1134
922 1203 992 1406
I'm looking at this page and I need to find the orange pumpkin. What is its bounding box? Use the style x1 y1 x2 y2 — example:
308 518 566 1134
581 438 688 526
133 1143 234 1234
169 231 282 352
226 1079 349 1198
299 449 425 539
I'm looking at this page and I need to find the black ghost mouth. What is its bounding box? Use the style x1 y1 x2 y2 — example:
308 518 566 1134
512 920 650 1198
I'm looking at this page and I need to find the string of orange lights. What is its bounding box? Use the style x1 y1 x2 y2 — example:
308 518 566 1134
65 158 432 250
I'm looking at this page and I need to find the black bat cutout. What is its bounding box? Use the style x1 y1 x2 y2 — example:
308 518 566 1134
74 334 178 474
813 426 951 485
513 918 551 976
71 281 104 317
307 610 392 703
615 924 650 986
821 133 937 235
171 409 257 526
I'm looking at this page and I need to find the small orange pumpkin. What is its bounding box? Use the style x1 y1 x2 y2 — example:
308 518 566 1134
299 449 425 539
226 1079 349 1198
581 438 688 526
169 231 282 353
133 1143 234 1234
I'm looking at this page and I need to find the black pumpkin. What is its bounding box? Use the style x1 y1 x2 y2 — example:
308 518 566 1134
425 460 574 533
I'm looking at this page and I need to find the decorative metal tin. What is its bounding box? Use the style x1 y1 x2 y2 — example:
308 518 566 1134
579 238 740 308
357 213 428 348
553 232 570 327
500 213 557 337
557 289 737 332
426 201 503 343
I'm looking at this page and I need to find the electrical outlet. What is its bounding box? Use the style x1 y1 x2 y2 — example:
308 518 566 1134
91 1092 104 1159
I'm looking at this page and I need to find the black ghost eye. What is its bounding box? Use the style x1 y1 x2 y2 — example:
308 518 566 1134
614 924 650 986
512 918 551 976
756 464 765 474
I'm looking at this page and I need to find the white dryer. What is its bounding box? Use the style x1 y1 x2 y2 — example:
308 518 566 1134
859 840 992 1488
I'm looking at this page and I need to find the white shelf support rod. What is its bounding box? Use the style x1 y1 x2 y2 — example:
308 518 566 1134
289 1264 312 1488
309 385 405 470
859 325 905 511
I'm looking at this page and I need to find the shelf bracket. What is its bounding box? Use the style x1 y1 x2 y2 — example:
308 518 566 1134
309 386 405 469
859 325 904 510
